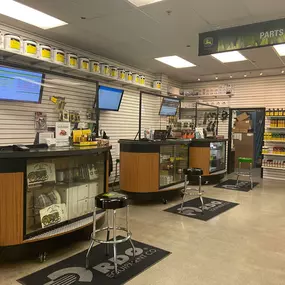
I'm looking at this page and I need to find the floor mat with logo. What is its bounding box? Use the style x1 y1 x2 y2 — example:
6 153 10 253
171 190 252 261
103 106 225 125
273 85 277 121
164 197 239 221
18 236 170 285
215 179 258 192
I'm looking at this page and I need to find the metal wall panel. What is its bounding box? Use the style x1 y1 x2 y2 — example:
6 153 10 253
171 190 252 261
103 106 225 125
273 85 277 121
183 75 285 180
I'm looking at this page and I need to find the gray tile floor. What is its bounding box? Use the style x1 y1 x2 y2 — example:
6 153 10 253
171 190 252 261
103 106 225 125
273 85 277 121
1 172 285 285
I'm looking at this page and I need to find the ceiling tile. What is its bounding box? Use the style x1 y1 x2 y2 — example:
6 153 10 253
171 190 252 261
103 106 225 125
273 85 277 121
242 47 285 69
188 0 250 26
242 0 285 18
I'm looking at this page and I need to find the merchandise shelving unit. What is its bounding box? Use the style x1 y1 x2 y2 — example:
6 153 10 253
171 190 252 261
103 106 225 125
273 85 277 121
263 153 285 156
262 166 285 170
0 47 161 93
263 111 285 180
264 140 285 143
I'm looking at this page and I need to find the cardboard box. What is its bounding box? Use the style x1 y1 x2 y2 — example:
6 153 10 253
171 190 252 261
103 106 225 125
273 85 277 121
237 112 249 122
235 120 252 129
233 128 249 133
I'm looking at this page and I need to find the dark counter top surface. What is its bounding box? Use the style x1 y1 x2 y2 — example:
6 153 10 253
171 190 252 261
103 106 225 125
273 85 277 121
0 145 112 159
119 139 227 145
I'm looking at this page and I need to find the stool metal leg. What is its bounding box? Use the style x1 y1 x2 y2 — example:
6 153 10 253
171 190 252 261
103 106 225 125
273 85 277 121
86 206 97 269
126 205 136 263
113 210 118 275
236 162 241 186
106 210 110 256
249 162 253 189
180 174 188 213
198 175 204 212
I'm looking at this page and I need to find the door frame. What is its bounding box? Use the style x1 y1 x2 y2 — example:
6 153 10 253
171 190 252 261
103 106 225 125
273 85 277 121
227 107 265 177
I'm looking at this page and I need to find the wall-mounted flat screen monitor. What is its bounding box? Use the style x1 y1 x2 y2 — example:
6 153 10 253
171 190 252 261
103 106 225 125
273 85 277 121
159 97 180 116
98 85 124 111
0 65 44 103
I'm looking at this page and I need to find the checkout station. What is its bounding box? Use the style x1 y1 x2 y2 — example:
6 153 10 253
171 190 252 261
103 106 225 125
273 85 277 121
119 94 227 201
0 63 226 257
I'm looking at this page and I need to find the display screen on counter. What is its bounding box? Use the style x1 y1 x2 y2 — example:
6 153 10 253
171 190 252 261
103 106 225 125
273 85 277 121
0 66 44 103
159 97 180 116
98 85 124 111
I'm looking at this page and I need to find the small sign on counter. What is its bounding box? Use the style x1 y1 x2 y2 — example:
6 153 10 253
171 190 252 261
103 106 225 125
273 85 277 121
55 122 71 147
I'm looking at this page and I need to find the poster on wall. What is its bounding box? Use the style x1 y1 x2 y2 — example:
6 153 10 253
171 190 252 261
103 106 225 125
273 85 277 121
199 18 285 56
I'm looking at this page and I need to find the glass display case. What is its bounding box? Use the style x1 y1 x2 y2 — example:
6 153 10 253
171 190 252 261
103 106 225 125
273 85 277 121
25 153 105 238
210 142 226 173
160 145 188 188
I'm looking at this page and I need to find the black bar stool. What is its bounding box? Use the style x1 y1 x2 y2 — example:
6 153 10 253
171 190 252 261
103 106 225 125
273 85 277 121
180 168 204 212
86 192 136 274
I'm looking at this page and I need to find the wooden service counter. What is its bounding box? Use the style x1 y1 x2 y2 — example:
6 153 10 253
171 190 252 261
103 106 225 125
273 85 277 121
0 145 110 247
119 139 227 200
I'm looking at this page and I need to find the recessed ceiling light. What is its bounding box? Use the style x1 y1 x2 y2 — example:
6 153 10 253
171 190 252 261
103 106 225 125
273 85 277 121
155 56 196 68
128 0 164 7
273 44 285 56
215 76 218 80
282 70 285 74
260 72 263 76
198 78 201 81
244 74 247 77
230 75 233 78
0 0 67 30
211 51 247 63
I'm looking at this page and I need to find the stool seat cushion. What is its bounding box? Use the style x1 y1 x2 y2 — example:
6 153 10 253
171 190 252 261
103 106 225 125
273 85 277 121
95 192 128 209
183 168 203 176
238 157 253 163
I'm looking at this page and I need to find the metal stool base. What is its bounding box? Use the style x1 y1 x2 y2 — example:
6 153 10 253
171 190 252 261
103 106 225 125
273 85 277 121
236 161 253 189
86 206 136 277
180 175 204 213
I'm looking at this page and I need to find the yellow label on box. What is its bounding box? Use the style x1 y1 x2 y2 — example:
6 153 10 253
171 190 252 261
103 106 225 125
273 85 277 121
26 44 37 54
128 74 132 81
120 73 125 80
56 52 65 63
82 61 88 69
10 38 20 50
42 48 51 59
104 67 109 75
70 57 77 66
135 77 139 83
93 65 99 72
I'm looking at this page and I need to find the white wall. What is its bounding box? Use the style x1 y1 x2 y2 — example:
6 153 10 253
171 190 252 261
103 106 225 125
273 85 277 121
0 24 182 184
183 75 285 180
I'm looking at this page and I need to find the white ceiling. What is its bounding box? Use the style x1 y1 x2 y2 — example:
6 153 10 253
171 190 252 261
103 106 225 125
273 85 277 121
1 0 285 82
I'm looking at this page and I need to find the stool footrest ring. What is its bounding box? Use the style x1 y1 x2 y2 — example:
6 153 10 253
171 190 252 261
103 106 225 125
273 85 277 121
91 227 132 244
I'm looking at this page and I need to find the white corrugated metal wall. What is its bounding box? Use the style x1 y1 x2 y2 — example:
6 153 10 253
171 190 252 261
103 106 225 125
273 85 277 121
0 74 95 145
184 75 285 180
0 23 182 184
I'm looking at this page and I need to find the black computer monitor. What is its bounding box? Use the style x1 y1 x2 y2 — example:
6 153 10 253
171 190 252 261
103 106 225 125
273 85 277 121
159 97 180 116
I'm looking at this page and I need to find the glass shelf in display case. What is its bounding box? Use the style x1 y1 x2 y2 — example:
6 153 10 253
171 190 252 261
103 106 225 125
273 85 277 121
210 142 226 173
160 144 188 188
25 153 105 238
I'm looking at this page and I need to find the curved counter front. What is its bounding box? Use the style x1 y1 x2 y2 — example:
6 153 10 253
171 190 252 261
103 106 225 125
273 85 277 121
0 146 110 246
119 139 227 198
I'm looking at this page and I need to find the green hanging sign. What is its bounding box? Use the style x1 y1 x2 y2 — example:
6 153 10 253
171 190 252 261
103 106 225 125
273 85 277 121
199 18 285 56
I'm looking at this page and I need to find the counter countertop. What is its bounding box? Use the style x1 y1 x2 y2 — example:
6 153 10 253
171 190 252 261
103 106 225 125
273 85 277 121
0 145 112 159
118 139 227 145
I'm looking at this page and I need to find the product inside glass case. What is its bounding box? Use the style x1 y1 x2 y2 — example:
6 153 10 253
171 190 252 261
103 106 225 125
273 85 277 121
160 145 188 188
26 153 105 236
210 142 226 173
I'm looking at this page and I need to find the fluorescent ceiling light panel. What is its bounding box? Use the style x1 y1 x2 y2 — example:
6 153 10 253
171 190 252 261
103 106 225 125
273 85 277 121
128 0 164 7
155 56 196 68
0 0 67 30
273 44 285 56
211 51 247 63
